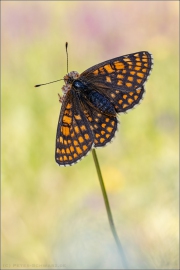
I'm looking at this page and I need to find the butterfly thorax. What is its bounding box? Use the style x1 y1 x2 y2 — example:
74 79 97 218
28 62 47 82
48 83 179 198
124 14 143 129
61 71 116 116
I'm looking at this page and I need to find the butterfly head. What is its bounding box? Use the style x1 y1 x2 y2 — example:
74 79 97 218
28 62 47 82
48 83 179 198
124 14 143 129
64 71 80 84
61 71 80 95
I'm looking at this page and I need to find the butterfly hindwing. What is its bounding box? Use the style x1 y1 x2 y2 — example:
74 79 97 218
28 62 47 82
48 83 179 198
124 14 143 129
80 98 118 147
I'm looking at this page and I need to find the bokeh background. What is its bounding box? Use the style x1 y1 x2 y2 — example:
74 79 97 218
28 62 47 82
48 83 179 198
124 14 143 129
1 1 179 269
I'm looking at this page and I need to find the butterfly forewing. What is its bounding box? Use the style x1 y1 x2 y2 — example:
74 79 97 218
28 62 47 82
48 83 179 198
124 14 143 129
80 51 153 113
55 91 94 166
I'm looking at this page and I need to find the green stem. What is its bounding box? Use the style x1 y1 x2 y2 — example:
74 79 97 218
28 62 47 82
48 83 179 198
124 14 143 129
92 149 128 269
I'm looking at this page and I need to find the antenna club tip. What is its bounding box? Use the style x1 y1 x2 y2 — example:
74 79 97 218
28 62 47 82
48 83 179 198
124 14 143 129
65 42 68 50
34 84 40 87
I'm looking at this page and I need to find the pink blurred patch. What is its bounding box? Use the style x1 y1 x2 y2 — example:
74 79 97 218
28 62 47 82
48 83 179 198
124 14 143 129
2 2 50 41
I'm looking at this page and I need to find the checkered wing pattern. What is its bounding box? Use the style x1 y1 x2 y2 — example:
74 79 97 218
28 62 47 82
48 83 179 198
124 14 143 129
80 51 153 113
55 91 94 166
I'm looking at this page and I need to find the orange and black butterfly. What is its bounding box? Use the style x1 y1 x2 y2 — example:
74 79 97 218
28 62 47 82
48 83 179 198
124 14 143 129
55 51 153 166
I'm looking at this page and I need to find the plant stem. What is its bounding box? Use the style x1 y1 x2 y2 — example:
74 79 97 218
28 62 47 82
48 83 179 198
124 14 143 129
92 149 128 269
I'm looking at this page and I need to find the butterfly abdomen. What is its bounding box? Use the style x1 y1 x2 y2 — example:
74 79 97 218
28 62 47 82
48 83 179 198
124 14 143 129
87 90 116 116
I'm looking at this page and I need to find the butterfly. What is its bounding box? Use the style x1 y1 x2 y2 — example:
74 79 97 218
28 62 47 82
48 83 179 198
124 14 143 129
55 51 153 166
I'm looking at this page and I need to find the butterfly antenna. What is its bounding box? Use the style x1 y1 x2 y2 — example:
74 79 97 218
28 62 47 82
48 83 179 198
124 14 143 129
34 79 63 87
66 42 68 73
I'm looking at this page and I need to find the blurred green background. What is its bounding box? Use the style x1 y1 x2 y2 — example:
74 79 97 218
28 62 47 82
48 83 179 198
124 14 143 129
2 1 179 269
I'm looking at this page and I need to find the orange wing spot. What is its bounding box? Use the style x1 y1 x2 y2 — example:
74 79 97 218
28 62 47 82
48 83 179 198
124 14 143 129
142 68 147 73
123 104 128 109
66 103 72 109
68 139 71 144
128 61 133 65
128 98 134 104
106 76 112 83
134 95 138 100
95 133 100 138
144 63 148 67
80 125 86 131
95 118 99 122
117 74 124 79
104 64 114 73
111 93 116 98
126 82 132 87
69 156 73 161
74 114 81 120
101 131 105 135
66 148 70 154
123 57 131 62
136 89 141 94
93 69 99 76
74 126 80 133
83 145 88 151
94 124 98 129
78 136 84 143
134 66 141 71
135 57 141 61
128 76 133 82
64 156 68 161
100 138 105 143
59 157 63 161
117 80 123 86
107 127 113 132
115 90 120 93
129 92 134 96
76 147 82 154
114 61 125 69
56 148 61 153
74 140 78 146
59 136 63 143
137 72 144 78
85 133 90 140
64 110 69 115
105 118 110 122
88 117 92 121
73 153 78 158
106 134 110 138
134 53 139 57
62 126 70 136
94 139 98 144
70 146 75 152
122 70 127 74
63 140 67 145
123 94 127 99
137 78 142 84
136 62 142 66
111 121 115 126
99 67 105 74
71 132 75 138
130 71 136 75
142 58 148 62
63 115 72 125
102 123 106 128
118 99 123 104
